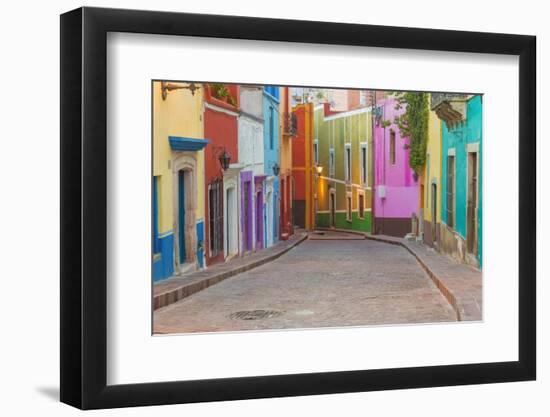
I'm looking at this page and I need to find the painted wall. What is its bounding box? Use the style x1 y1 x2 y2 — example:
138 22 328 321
152 81 205 281
279 86 294 237
373 96 419 236
314 102 373 232
204 83 240 266
263 87 280 245
441 95 483 266
423 106 443 223
292 103 315 230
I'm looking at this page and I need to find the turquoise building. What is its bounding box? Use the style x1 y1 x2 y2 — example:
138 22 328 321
440 94 482 268
263 86 280 247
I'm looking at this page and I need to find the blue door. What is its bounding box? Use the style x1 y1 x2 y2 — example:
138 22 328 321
178 171 186 263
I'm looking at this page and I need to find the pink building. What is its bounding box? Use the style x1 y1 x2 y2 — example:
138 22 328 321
373 97 419 237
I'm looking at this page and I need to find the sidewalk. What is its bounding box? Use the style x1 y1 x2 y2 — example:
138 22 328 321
319 228 482 321
153 231 308 310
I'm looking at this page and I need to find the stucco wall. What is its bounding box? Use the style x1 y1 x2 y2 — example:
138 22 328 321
441 94 483 266
373 97 419 220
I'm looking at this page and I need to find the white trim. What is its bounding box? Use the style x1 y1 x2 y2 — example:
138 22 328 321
204 101 239 117
345 191 353 221
323 106 371 121
360 141 368 186
317 208 372 214
344 143 351 183
447 147 456 156
467 142 480 153
465 144 480 256
356 188 366 220
319 175 371 190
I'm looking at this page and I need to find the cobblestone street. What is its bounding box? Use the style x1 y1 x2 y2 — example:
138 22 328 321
154 237 457 334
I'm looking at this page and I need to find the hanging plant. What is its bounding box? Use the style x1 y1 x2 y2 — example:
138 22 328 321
392 91 429 175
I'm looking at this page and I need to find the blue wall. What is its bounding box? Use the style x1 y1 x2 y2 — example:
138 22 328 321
152 232 174 282
441 95 483 265
196 220 205 268
263 89 280 246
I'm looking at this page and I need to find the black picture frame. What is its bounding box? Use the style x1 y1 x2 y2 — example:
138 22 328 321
60 6 536 410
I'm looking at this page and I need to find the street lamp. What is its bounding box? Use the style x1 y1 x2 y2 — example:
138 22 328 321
217 148 231 171
161 81 200 100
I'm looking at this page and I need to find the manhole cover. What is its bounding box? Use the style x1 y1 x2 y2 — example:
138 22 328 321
229 310 283 321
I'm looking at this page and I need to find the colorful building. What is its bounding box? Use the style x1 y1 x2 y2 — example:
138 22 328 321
292 102 315 230
315 102 373 232
203 83 240 266
152 81 208 281
263 86 280 246
439 94 483 267
373 97 419 237
279 87 295 239
418 100 443 247
238 86 265 252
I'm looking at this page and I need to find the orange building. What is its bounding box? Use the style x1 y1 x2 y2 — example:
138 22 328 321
292 103 315 230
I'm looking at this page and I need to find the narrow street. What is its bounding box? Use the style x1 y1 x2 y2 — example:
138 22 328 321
154 236 456 334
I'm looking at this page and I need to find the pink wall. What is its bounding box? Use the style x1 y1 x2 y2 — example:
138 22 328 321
374 97 419 219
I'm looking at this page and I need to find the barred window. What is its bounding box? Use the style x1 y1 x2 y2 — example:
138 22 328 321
209 179 224 256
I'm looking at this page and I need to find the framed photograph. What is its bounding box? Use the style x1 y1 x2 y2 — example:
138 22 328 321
60 6 536 409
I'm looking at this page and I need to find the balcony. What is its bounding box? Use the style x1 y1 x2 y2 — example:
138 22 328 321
431 93 469 129
282 112 298 137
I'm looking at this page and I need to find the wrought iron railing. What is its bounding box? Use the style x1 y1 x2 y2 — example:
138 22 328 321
282 112 298 137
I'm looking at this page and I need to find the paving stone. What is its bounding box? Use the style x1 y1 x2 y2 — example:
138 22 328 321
154 237 458 334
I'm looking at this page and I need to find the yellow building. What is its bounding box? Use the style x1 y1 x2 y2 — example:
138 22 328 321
152 81 208 281
419 102 443 247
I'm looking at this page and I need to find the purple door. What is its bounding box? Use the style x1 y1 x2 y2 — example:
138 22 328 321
256 191 263 250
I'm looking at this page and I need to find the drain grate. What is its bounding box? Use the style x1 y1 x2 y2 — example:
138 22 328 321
229 310 283 321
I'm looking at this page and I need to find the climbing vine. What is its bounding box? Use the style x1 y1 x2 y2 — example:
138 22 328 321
387 92 429 175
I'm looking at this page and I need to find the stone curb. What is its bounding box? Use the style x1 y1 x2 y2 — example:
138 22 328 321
154 233 308 311
317 228 479 321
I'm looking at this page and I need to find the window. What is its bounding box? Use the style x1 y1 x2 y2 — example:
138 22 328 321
389 130 396 165
314 139 318 165
153 176 160 254
329 148 335 176
269 106 274 150
209 179 224 256
358 193 365 219
346 193 353 221
446 155 455 228
360 143 368 184
344 144 351 182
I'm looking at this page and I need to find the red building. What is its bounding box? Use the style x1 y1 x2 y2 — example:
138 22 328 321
203 84 240 266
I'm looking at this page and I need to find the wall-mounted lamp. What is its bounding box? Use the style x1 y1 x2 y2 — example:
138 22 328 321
316 165 323 175
215 147 231 171
272 163 280 176
161 81 200 100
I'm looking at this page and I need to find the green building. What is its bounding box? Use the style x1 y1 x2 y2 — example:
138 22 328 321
314 103 373 232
